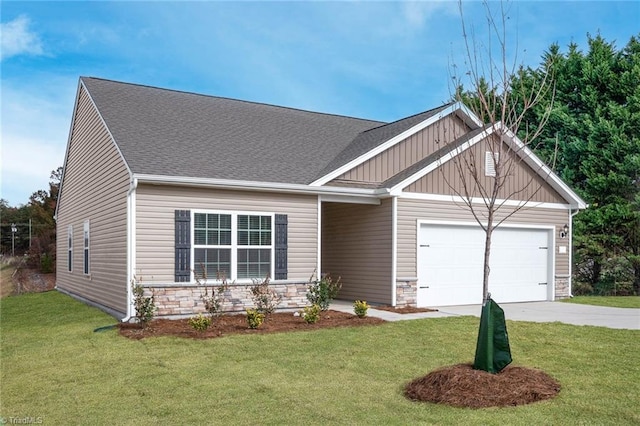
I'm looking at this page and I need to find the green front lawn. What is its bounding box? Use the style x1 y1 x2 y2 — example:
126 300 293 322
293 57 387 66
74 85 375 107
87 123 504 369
1 292 639 425
561 295 640 309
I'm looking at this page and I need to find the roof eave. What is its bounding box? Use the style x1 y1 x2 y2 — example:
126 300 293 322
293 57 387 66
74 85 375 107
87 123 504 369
133 174 389 201
499 127 588 210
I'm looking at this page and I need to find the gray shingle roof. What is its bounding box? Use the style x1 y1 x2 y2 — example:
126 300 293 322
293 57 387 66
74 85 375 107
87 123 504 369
81 77 451 186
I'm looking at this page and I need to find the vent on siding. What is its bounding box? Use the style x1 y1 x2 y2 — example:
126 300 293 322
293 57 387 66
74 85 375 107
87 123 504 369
485 151 499 177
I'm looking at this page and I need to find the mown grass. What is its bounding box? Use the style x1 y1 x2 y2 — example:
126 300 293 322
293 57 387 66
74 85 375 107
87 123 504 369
1 291 639 425
561 295 640 309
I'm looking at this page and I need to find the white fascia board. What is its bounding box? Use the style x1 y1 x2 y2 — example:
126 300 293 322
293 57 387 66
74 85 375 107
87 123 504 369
400 191 572 210
500 127 588 210
310 103 467 187
319 194 381 205
388 127 494 196
134 173 389 200
456 102 484 128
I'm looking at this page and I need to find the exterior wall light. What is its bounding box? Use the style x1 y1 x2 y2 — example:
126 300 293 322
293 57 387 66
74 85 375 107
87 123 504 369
559 224 569 239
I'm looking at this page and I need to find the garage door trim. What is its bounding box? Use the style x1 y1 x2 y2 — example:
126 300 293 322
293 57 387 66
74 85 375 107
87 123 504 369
416 219 556 306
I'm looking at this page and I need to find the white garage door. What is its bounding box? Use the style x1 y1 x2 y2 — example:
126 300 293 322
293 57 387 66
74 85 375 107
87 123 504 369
417 224 551 307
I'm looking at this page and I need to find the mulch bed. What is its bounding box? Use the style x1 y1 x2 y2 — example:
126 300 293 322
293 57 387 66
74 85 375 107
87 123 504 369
405 363 561 408
373 305 438 314
119 310 386 340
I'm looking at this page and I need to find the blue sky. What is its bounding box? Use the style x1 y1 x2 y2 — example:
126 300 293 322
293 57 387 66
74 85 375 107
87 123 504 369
1 1 638 207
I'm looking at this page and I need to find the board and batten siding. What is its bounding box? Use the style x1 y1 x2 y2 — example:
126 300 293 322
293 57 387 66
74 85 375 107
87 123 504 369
396 198 570 279
329 115 469 185
135 185 318 282
321 199 393 305
56 85 131 315
405 137 566 204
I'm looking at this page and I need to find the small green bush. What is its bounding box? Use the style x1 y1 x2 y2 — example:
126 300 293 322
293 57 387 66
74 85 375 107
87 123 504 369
188 314 212 332
353 300 369 318
246 309 265 329
40 253 54 274
306 273 341 311
301 304 321 324
132 278 156 327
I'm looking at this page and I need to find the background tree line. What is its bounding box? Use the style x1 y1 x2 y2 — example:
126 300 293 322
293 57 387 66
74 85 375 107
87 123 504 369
459 33 639 296
0 167 62 272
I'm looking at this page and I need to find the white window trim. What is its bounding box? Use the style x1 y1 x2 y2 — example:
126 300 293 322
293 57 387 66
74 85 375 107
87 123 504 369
83 220 90 276
67 225 73 273
191 210 275 283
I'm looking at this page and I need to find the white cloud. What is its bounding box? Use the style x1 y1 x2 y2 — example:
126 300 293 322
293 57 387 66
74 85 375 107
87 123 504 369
1 80 74 206
402 1 459 28
0 15 44 61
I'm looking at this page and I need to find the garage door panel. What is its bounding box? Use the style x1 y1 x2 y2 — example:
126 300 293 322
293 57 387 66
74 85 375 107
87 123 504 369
417 224 551 307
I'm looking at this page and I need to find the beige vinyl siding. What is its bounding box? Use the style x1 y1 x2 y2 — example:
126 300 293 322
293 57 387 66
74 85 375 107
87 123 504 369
397 198 570 278
329 115 469 185
322 199 393 304
56 85 130 315
135 185 317 282
405 137 566 204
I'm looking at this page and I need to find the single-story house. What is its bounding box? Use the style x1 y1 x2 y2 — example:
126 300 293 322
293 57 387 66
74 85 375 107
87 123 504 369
55 77 587 320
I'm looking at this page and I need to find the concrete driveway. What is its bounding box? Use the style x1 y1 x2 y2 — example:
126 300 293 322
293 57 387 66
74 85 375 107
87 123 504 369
430 301 640 330
331 300 639 329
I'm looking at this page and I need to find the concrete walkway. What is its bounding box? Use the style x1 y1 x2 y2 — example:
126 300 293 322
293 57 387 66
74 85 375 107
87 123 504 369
330 300 640 330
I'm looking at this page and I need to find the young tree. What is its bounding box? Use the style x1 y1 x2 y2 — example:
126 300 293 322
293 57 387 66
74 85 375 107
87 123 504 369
445 0 557 303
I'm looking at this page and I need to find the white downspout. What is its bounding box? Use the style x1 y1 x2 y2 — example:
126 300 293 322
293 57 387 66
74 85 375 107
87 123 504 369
122 177 138 322
317 195 322 276
568 207 580 297
391 196 397 306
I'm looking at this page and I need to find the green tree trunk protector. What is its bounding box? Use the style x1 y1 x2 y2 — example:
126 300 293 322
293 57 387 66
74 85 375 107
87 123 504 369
473 296 512 373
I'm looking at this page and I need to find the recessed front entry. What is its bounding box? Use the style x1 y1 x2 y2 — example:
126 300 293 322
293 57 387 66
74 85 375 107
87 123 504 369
417 224 552 307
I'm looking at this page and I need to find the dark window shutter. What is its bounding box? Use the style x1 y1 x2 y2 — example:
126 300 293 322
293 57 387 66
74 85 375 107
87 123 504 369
175 210 191 282
274 214 288 280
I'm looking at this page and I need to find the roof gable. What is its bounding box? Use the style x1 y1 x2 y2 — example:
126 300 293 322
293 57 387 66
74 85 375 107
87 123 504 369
387 124 587 209
310 102 482 186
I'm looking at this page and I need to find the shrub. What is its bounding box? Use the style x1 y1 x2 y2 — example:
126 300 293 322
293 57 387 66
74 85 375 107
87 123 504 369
26 229 56 273
195 267 231 318
353 300 369 318
301 304 321 324
40 253 54 274
246 309 265 329
250 275 281 317
201 282 230 317
188 314 212 332
132 278 156 327
306 273 341 311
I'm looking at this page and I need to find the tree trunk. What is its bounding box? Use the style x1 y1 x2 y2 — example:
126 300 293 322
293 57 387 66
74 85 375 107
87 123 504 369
591 260 601 287
482 213 494 304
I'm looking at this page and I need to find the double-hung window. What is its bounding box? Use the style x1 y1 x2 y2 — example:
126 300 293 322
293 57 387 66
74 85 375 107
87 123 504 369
193 212 273 281
67 225 73 272
83 220 90 275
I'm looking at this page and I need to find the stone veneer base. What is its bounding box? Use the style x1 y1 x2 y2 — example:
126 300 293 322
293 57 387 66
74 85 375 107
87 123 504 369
144 282 309 317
